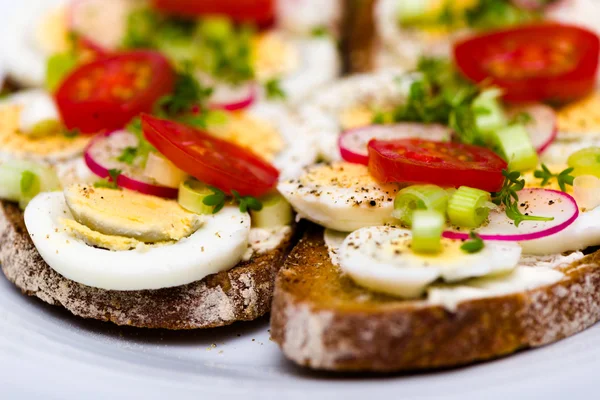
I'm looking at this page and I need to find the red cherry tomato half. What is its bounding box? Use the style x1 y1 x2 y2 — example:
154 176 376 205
55 51 175 134
141 114 279 197
368 139 508 192
151 0 275 27
454 23 600 104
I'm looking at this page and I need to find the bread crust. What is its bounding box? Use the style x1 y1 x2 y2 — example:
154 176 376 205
270 225 600 372
0 200 294 330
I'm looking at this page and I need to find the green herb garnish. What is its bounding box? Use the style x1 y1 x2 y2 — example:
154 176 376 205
203 187 227 214
156 71 212 117
465 0 540 30
460 231 485 254
117 147 139 165
94 169 122 189
492 170 554 227
231 190 263 213
310 26 329 37
509 111 533 126
202 186 263 214
265 78 286 101
63 128 80 138
534 164 575 192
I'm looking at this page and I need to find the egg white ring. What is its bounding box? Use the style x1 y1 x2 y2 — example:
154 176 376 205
299 70 411 160
0 0 66 88
25 192 251 291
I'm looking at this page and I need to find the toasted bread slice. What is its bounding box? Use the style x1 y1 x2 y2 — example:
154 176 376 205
0 200 295 329
271 224 600 372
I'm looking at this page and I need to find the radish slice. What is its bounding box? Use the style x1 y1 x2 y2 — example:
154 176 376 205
84 130 178 198
339 123 452 165
208 82 257 111
443 188 578 241
69 0 131 51
507 104 557 154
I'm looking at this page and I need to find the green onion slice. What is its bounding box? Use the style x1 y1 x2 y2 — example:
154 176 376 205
448 186 492 228
178 179 215 215
568 147 600 178
491 123 538 172
472 88 506 137
411 210 445 254
393 184 449 227
0 160 60 209
250 192 293 228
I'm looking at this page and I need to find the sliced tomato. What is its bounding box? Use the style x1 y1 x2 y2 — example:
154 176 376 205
454 23 600 104
141 114 279 197
55 51 175 134
151 0 275 27
368 139 507 192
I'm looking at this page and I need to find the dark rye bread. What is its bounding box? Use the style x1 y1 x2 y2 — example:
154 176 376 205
270 224 600 372
0 200 295 329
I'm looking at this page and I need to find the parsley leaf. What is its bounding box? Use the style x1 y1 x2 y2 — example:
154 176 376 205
265 78 286 101
509 111 533 126
156 71 212 117
460 231 485 253
117 147 138 165
202 187 263 214
465 0 540 30
94 169 122 190
125 117 155 164
63 128 80 138
231 190 263 213
492 170 554 226
310 26 329 37
203 187 227 214
534 164 575 192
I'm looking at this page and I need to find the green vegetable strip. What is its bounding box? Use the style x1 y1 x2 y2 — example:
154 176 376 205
178 179 216 215
491 124 538 172
472 88 506 137
250 193 293 228
447 186 491 228
393 184 449 227
411 210 445 254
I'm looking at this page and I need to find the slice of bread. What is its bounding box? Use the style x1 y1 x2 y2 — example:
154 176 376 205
270 224 600 372
0 200 295 329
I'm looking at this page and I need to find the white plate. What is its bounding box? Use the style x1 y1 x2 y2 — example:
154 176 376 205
0 271 599 400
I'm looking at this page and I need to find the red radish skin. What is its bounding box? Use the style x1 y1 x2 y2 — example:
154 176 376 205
84 131 178 198
208 83 257 112
443 188 579 242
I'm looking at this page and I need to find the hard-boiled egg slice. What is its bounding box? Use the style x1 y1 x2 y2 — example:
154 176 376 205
555 92 600 140
299 71 412 160
253 31 340 103
339 226 522 298
276 0 343 36
25 191 250 291
520 206 600 255
1 0 67 87
0 90 90 163
278 162 400 232
206 103 319 179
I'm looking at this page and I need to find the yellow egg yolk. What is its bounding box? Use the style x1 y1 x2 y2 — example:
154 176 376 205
208 112 284 161
0 105 90 160
252 32 299 81
557 92 600 134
